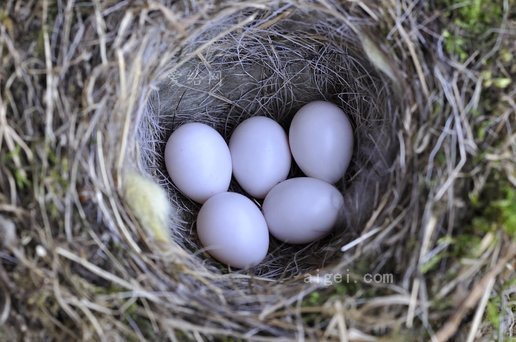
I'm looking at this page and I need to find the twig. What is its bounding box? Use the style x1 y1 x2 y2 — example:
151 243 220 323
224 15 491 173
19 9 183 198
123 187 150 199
433 244 516 342
465 276 495 342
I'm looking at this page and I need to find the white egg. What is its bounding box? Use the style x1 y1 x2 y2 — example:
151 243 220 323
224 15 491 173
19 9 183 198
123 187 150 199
289 101 354 183
229 116 291 198
197 192 269 268
164 123 232 203
262 177 344 244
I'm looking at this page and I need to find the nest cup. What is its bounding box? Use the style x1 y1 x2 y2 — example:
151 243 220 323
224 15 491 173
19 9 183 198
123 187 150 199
137 6 401 278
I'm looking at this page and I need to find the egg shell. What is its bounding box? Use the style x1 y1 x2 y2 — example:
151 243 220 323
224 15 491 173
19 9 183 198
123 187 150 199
289 101 354 183
197 192 269 268
164 123 232 203
229 116 291 198
262 177 344 244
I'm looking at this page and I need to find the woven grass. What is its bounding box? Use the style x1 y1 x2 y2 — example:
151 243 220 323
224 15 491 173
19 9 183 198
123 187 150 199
0 0 514 341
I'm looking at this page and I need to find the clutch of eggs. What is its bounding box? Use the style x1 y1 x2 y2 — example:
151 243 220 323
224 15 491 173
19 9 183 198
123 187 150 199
163 101 354 268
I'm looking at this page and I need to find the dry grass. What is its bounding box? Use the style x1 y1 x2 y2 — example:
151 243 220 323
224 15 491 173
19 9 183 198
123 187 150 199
0 0 514 341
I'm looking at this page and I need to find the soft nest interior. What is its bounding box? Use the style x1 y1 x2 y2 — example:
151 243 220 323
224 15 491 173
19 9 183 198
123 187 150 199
138 9 400 278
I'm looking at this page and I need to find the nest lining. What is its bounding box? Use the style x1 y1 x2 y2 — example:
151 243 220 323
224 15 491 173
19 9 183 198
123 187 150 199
138 8 400 278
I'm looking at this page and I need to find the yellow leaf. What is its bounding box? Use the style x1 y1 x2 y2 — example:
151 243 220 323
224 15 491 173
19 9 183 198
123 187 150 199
123 170 172 247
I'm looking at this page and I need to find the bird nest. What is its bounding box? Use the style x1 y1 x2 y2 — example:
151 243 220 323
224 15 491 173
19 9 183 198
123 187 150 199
139 6 399 278
1 0 514 341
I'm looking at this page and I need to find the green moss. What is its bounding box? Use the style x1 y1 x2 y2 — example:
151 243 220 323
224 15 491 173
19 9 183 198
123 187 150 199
486 295 501 332
482 70 512 89
439 0 504 61
492 78 511 89
474 120 490 141
500 48 513 63
486 277 516 336
333 283 348 296
45 147 70 191
456 184 516 301
0 10 14 35
491 187 516 238
453 0 502 34
424 229 497 275
442 29 468 62
423 172 514 275
435 150 447 167
2 145 31 190
471 173 516 239
14 169 30 189
421 251 448 274
307 291 321 306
